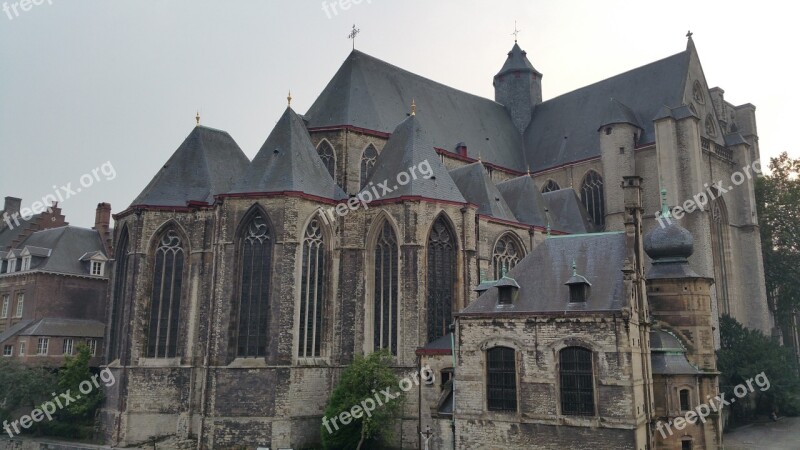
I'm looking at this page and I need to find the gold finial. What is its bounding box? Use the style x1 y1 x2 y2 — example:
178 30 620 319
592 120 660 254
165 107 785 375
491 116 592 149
195 111 200 127
411 98 416 116
287 90 292 106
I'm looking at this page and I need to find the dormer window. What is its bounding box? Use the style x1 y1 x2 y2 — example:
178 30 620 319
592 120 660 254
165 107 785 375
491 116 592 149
91 261 104 276
495 275 520 305
7 258 16 273
565 260 591 303
21 256 31 271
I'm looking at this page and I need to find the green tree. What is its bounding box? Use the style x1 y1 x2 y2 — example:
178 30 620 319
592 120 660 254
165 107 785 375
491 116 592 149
717 315 800 421
0 358 56 425
322 350 404 450
755 152 800 330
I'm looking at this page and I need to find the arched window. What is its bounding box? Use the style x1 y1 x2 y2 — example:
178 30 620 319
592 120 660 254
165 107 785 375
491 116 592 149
560 346 594 416
580 171 605 230
487 346 517 412
236 211 273 358
109 227 129 361
542 179 560 193
316 140 336 180
299 218 327 358
679 388 691 411
710 198 731 314
705 114 716 137
146 229 185 358
427 216 456 342
373 221 398 354
360 144 379 189
492 234 522 280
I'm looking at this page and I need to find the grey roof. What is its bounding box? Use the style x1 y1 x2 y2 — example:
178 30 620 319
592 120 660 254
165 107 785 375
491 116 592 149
359 115 465 204
653 104 698 122
19 318 105 338
448 162 516 221
421 333 453 351
542 189 593 233
232 107 346 200
495 175 549 227
460 232 627 314
495 42 541 77
305 50 526 171
0 214 43 251
0 319 33 344
23 246 52 257
495 276 520 289
9 226 106 276
598 98 641 130
525 50 690 171
131 125 251 207
650 329 701 375
644 217 700 279
724 132 749 147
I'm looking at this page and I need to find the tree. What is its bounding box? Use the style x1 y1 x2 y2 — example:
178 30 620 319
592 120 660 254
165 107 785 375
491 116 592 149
717 315 800 421
755 152 800 330
321 350 404 449
0 358 56 426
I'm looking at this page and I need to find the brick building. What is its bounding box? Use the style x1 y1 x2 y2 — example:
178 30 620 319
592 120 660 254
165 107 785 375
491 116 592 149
102 36 769 448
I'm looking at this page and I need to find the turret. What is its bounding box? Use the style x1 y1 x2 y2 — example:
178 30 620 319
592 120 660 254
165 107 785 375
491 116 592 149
493 42 542 134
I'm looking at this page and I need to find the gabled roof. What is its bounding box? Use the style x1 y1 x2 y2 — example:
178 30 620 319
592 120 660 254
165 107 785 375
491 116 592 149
460 232 627 315
22 246 51 258
0 319 33 344
19 318 105 338
542 188 594 234
495 175 549 228
448 162 516 221
9 226 106 276
495 42 541 77
232 107 346 200
359 115 465 204
525 50 691 171
305 50 526 171
131 126 250 207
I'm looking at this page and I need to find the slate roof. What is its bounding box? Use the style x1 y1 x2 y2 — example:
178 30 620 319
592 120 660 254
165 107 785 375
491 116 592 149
542 189 593 233
460 232 627 315
305 50 526 171
4 226 107 276
495 42 541 77
0 319 33 344
0 213 43 251
131 125 250 207
359 115 465 204
448 162 516 221
232 107 346 200
495 175 549 228
650 329 701 375
524 50 691 171
598 98 642 130
19 318 105 338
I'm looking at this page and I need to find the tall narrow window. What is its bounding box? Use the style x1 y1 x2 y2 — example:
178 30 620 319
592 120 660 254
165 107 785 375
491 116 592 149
109 229 129 361
373 221 398 354
492 234 522 280
237 212 273 358
710 198 731 315
427 216 456 342
560 346 594 415
360 144 379 189
679 388 691 411
542 179 560 193
14 294 23 318
580 171 605 230
487 346 517 411
299 218 326 358
1 295 8 318
146 230 185 358
63 338 73 355
316 140 336 180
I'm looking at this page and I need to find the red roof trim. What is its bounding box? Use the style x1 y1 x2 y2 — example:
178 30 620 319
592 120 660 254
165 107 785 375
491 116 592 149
415 348 453 356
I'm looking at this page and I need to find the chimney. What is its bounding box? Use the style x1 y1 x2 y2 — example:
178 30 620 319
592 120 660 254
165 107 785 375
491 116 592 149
94 202 113 254
3 197 21 216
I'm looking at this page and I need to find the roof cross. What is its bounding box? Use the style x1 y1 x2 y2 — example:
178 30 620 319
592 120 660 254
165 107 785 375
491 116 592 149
511 21 521 42
348 24 360 50
686 30 693 40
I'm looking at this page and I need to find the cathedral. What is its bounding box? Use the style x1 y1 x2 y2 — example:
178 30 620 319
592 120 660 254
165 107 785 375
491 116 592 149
100 35 773 449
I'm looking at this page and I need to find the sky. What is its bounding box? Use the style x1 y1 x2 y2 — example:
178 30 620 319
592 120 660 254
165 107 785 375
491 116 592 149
1 0 796 228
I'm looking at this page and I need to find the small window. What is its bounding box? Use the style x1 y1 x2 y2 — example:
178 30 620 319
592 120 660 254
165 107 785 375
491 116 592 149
91 261 104 276
441 368 453 389
541 179 560 193
21 256 31 271
86 339 97 356
63 338 74 355
569 284 587 303
487 346 517 412
3 345 12 356
1 295 8 318
682 439 693 450
18 341 25 356
15 293 24 318
7 258 16 273
498 287 513 305
679 388 691 411
37 338 49 355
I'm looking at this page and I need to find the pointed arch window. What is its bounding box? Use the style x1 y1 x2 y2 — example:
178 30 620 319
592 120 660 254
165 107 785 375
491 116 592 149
580 171 605 230
542 179 560 193
237 212 273 358
299 218 327 358
705 114 716 137
360 144 379 189
710 198 731 315
427 216 456 342
560 346 595 416
109 228 129 361
373 221 398 354
492 234 522 280
147 230 185 358
316 141 336 180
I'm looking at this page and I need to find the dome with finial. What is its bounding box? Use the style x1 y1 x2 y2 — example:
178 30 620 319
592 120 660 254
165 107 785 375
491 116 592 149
644 189 694 261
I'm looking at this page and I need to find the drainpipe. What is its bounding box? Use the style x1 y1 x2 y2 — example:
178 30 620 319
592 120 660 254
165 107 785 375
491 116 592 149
449 322 457 450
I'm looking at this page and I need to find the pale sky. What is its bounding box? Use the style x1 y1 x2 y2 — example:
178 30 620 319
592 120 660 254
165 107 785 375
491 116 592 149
1 0 796 228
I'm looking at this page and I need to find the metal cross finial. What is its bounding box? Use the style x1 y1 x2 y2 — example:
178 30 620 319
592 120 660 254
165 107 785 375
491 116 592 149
512 21 521 42
287 90 292 106
348 24 360 50
686 30 693 40
195 111 200 127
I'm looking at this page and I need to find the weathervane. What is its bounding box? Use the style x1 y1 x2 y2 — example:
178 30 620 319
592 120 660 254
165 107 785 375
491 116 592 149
348 24 360 50
512 20 521 42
